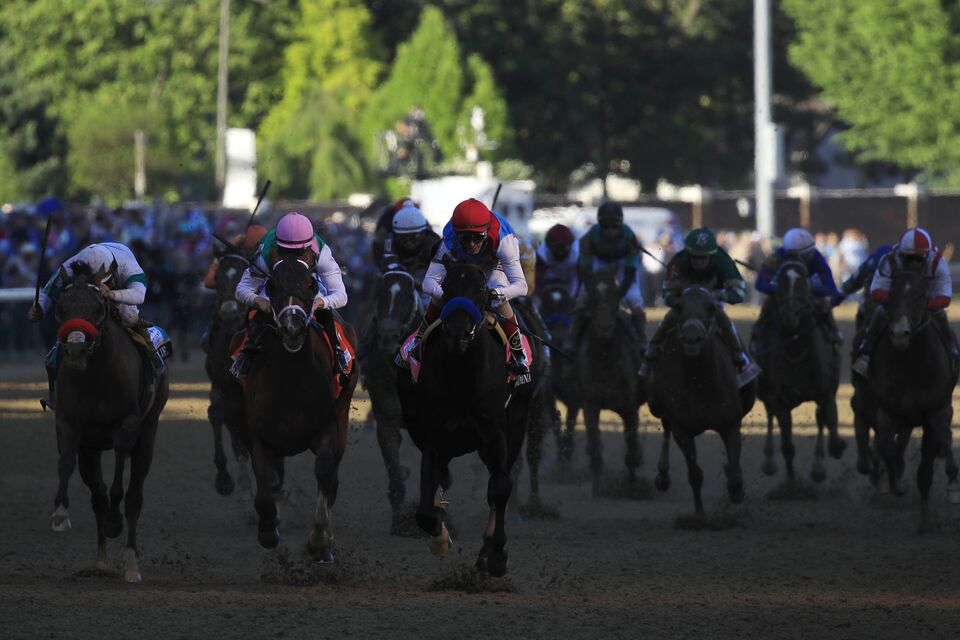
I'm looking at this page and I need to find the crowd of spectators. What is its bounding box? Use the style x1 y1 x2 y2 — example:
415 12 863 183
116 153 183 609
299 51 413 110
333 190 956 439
0 197 888 358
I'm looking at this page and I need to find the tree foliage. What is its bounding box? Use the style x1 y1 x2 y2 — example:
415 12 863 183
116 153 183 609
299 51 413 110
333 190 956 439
783 0 960 180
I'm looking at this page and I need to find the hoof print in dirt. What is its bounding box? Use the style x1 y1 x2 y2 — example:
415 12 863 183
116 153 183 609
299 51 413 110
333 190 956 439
519 499 561 520
598 475 654 501
73 566 121 580
766 481 819 502
429 563 518 594
259 545 344 587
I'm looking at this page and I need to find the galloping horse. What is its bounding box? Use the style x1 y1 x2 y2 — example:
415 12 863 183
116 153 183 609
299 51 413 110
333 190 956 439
397 262 534 576
539 282 580 463
51 261 169 582
575 270 644 496
753 260 844 482
648 287 754 515
243 258 358 561
204 251 252 496
868 262 959 528
363 268 423 534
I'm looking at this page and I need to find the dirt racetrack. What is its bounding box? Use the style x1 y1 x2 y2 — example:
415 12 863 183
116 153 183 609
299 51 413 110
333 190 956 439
2 310 960 639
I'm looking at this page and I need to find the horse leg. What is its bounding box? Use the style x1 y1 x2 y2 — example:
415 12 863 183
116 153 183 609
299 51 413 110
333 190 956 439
122 423 157 583
918 426 939 533
778 409 796 480
936 406 960 504
208 387 234 496
673 430 704 517
525 393 546 504
375 411 406 535
250 438 280 549
583 403 604 497
876 409 907 496
853 396 873 476
76 449 110 572
622 409 641 482
415 448 449 556
762 409 778 476
307 433 339 563
811 407 827 483
722 424 745 503
655 424 671 492
559 403 578 464
103 450 125 539
824 397 846 460
477 434 512 577
51 417 77 532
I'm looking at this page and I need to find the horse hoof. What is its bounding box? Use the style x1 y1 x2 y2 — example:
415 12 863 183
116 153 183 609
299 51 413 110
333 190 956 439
811 466 826 484
486 550 508 578
828 439 847 460
728 484 745 504
761 459 778 477
124 569 142 583
103 515 124 539
430 523 451 557
856 457 872 476
50 507 71 532
215 472 235 496
308 531 334 563
890 481 907 497
258 528 280 549
654 473 671 492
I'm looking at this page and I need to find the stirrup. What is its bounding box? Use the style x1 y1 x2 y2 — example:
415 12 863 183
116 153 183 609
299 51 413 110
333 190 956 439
736 361 761 388
229 354 247 382
852 355 870 378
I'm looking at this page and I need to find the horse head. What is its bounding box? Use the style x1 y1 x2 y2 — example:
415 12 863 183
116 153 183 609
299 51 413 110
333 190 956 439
439 262 488 355
55 261 112 370
675 286 718 357
584 270 619 340
774 260 812 331
267 258 318 353
540 283 573 343
886 259 931 350
375 270 422 353
214 252 249 333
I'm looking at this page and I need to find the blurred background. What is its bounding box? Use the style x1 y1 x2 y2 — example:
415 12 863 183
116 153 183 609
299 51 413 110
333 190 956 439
2 0 959 359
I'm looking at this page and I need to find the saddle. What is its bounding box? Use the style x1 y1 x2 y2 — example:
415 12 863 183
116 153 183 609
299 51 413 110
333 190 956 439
397 321 534 387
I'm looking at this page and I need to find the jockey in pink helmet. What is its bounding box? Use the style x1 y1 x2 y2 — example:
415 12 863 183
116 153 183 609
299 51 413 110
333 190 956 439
852 227 958 377
232 212 350 380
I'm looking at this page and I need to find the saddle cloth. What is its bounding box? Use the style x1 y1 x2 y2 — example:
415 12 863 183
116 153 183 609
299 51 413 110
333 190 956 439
397 321 533 385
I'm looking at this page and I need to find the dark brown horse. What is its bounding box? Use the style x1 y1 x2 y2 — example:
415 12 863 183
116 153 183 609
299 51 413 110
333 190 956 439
575 270 644 496
396 263 534 576
51 261 169 582
362 268 423 534
538 283 580 464
753 260 844 482
243 258 358 561
648 286 755 516
867 262 959 529
204 251 253 496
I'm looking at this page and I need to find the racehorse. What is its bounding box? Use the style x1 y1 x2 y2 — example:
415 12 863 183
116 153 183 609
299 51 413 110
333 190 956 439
867 261 959 528
396 262 534 576
648 286 755 515
752 260 845 482
51 261 169 582
204 251 252 496
575 270 644 496
538 282 580 464
243 257 358 561
363 269 422 534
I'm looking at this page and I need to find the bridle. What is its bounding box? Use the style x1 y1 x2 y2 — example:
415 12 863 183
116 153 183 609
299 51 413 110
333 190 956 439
379 269 422 330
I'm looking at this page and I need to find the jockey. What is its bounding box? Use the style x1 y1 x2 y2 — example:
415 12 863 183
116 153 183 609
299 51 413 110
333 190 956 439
833 243 894 307
752 227 844 345
639 228 760 386
26 242 160 408
377 201 440 279
232 212 350 380
406 198 530 374
535 223 579 299
202 223 268 289
572 201 647 346
852 227 957 377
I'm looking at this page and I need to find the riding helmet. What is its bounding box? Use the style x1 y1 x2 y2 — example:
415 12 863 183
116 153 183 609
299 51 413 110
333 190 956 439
452 199 492 233
393 204 429 235
897 227 932 257
684 228 718 256
783 228 815 254
597 201 624 225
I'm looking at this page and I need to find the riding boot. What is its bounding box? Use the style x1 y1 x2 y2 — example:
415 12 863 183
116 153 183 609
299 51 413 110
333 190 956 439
852 307 887 378
41 343 61 411
229 314 266 381
505 323 530 378
396 303 439 368
317 308 351 385
719 312 761 387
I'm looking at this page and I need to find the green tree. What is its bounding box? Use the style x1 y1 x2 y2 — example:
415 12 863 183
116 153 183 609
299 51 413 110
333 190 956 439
260 0 384 198
783 0 960 180
459 53 513 160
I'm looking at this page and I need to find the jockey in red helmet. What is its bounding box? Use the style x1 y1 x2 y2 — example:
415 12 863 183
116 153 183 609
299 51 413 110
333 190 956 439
535 224 579 298
404 198 530 375
852 227 958 377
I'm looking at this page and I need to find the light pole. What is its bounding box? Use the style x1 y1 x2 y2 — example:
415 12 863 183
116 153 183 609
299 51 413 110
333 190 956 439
754 0 775 238
215 0 231 192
